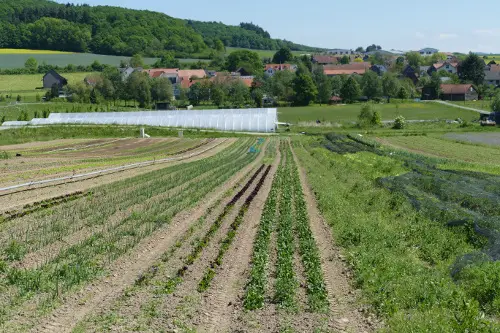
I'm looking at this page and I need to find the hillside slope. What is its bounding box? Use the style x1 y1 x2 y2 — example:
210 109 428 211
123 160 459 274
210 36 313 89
0 0 320 57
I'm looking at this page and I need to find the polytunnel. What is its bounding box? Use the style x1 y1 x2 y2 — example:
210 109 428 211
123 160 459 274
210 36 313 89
28 108 278 133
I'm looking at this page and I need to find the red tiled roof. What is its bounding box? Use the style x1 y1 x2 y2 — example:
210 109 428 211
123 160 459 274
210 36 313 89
264 64 295 71
323 62 370 70
330 96 342 101
324 69 366 75
177 69 206 79
440 84 475 94
313 56 336 64
144 68 179 78
210 75 254 88
489 64 500 72
433 62 458 70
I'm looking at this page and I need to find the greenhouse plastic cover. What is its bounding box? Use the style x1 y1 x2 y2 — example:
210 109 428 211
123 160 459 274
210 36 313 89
1 121 30 126
28 109 278 133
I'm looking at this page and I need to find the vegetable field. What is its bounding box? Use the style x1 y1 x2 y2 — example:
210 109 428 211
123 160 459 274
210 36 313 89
0 135 371 333
2 128 499 332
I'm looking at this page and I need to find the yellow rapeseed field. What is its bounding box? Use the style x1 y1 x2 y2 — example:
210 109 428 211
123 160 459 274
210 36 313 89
0 49 73 55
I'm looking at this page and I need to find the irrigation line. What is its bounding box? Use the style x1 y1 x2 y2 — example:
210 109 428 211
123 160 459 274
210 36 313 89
0 139 228 195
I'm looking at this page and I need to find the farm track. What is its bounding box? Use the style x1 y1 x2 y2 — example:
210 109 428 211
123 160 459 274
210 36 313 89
23 139 269 333
290 144 376 332
0 138 233 213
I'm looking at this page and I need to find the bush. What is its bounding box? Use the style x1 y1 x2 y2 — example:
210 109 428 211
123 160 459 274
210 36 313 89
393 115 406 129
358 104 382 128
0 115 5 124
16 95 21 102
35 94 41 102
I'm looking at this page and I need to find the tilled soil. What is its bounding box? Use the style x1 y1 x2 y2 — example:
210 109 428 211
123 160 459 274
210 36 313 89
0 138 233 213
13 139 269 333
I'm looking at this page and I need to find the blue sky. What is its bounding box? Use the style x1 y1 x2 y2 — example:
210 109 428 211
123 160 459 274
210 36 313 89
55 0 500 53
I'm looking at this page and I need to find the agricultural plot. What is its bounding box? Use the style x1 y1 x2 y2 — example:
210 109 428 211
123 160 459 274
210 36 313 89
294 133 500 331
0 137 220 187
0 135 374 333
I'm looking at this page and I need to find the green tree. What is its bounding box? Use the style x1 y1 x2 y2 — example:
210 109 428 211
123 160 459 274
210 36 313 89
188 82 204 106
491 94 500 111
340 76 361 103
357 104 381 128
331 75 343 97
312 67 332 105
153 51 180 68
127 71 151 107
50 83 59 98
422 72 442 100
292 74 317 106
130 54 145 68
355 46 365 53
397 86 409 100
228 80 251 107
406 51 423 69
151 77 173 102
24 57 38 72
96 78 115 101
340 55 350 64
214 39 225 53
211 87 225 107
459 52 485 85
226 50 262 74
272 47 293 64
362 71 382 100
267 70 295 102
382 72 400 101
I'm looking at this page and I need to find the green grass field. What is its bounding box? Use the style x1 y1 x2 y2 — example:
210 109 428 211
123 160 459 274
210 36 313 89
278 102 480 124
0 49 73 55
484 55 500 63
0 72 91 92
225 47 308 59
449 100 493 111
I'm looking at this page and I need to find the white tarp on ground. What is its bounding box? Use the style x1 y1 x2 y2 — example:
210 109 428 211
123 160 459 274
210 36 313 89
27 109 277 133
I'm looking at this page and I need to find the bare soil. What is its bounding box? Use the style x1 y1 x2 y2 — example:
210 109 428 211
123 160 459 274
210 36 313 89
0 138 233 213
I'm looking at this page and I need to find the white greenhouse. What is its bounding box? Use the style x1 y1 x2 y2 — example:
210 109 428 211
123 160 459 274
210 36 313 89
26 108 278 133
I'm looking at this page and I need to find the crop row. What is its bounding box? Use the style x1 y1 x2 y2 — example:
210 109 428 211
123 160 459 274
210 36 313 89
244 153 283 309
244 141 328 312
290 155 329 311
198 165 272 292
0 138 263 324
159 165 265 294
0 139 252 260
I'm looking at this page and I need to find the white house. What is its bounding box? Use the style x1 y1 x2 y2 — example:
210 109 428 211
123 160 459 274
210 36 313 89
264 64 297 77
419 48 439 57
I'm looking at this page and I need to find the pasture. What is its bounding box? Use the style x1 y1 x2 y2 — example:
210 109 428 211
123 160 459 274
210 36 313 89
225 47 308 59
278 101 481 124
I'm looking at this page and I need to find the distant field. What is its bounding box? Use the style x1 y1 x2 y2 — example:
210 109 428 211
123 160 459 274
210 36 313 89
225 47 309 59
0 49 74 55
0 72 92 92
484 55 500 63
278 102 480 124
449 100 492 111
0 51 208 69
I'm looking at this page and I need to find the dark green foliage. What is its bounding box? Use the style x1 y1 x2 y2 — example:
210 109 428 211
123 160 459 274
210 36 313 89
362 70 382 100
226 50 262 74
292 74 318 106
339 55 350 64
459 52 486 85
272 47 293 64
340 76 361 103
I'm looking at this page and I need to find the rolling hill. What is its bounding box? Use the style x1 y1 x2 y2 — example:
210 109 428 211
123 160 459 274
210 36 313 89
0 0 321 58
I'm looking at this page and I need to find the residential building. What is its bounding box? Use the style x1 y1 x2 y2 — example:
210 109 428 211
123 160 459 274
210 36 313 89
419 66 431 76
402 65 419 84
119 67 137 80
440 84 478 101
484 70 500 86
428 61 458 75
42 70 67 89
323 62 370 76
370 65 387 76
312 55 336 65
264 64 297 77
419 48 439 57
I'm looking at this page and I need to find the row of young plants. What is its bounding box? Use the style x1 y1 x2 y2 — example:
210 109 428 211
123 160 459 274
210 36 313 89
274 144 297 309
289 153 329 312
0 138 262 326
160 165 266 294
198 165 272 292
244 141 330 312
244 145 284 309
292 135 495 331
0 139 252 261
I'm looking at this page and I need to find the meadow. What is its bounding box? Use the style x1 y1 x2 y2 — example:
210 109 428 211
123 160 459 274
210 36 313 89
225 47 308 59
278 101 481 124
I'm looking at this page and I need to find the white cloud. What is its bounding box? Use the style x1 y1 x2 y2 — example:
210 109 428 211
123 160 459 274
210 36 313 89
415 32 425 39
438 33 458 40
474 29 500 37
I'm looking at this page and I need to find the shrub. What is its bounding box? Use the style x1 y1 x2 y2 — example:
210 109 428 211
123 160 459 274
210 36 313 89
393 115 406 129
358 104 382 128
35 94 41 102
0 115 5 124
16 95 21 102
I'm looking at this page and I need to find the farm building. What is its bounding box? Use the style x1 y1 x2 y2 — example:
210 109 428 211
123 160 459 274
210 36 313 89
42 70 67 89
323 62 370 76
440 84 478 101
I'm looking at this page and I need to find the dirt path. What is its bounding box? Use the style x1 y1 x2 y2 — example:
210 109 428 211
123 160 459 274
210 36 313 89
25 139 268 333
290 145 377 332
197 152 280 333
0 138 234 213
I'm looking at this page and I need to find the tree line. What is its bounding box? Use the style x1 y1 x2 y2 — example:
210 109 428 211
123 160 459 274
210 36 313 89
0 0 320 57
